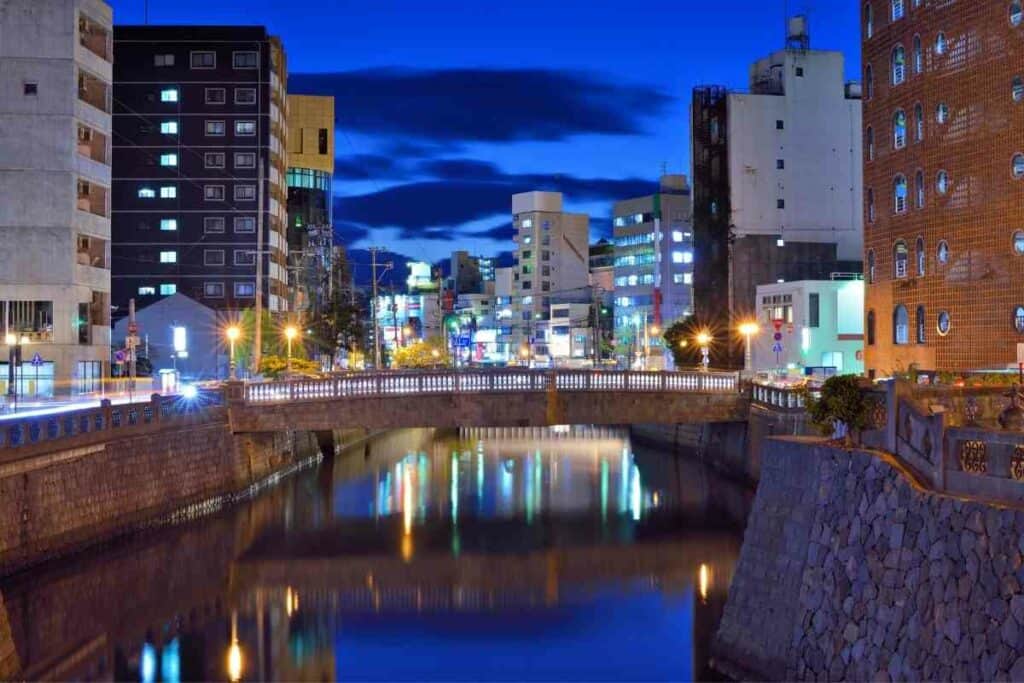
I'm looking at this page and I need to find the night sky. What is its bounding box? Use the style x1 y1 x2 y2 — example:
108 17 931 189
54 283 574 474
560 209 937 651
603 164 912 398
110 0 860 264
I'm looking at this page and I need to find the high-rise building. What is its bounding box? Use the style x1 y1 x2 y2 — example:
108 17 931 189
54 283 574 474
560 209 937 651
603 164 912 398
0 0 113 397
691 16 863 351
510 192 589 358
111 26 288 317
612 174 693 369
862 1 1024 374
449 250 482 295
285 94 334 319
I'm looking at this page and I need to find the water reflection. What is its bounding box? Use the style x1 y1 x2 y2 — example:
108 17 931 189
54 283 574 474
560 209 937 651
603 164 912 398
0 427 749 682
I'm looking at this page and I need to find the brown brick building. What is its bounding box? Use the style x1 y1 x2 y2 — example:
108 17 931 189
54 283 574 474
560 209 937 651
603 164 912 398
863 0 1024 375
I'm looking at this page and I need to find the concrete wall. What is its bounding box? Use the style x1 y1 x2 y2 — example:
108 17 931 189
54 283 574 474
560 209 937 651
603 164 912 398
716 437 1024 681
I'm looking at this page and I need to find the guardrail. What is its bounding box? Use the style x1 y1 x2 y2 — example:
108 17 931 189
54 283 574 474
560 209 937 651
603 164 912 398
243 369 740 404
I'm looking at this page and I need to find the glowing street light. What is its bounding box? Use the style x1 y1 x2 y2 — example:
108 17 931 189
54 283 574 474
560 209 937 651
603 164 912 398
695 330 712 371
226 611 243 682
225 325 241 380
737 321 760 373
284 325 299 372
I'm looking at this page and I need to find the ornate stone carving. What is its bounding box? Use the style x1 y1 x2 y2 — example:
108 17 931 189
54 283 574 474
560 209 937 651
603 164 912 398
1011 446 1024 482
964 396 980 426
1000 385 1024 431
959 440 987 475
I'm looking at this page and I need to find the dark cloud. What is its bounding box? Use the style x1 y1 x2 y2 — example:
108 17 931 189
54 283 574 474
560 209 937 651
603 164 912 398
334 154 409 181
333 221 371 246
291 68 672 143
471 222 516 241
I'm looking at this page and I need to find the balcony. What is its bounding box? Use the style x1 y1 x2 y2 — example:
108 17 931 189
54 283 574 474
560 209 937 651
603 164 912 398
76 179 108 219
77 70 109 114
76 124 108 166
78 14 110 62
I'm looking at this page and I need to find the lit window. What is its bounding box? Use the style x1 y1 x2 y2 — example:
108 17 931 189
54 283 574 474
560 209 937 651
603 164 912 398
159 250 177 263
1016 306 1024 333
235 121 256 136
891 0 904 21
866 126 874 161
891 45 906 85
914 103 924 141
894 174 908 213
672 230 683 242
1014 154 1024 179
234 216 255 233
159 153 177 166
935 32 946 55
865 3 873 39
234 152 256 168
234 185 256 201
138 286 155 295
138 187 155 198
160 88 178 102
893 110 906 149
937 311 950 336
190 51 215 69
935 103 949 124
672 273 684 284
205 120 225 136
915 170 924 208
867 249 876 283
204 282 225 298
1015 231 1024 254
160 218 177 231
936 170 949 195
1013 1 1023 27
683 273 693 285
235 282 256 297
913 35 922 73
893 305 909 345
159 283 177 295
937 240 950 264
521 218 533 228
160 121 178 135
894 241 909 278
916 236 925 276
867 188 875 223
160 186 176 199
204 185 225 201
1015 77 1024 103
916 306 926 343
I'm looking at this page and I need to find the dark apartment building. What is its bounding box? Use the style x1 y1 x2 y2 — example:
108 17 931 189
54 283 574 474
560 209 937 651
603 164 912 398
111 25 288 319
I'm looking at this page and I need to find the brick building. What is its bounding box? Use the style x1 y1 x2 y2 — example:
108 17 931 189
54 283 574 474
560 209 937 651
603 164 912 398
863 1 1024 374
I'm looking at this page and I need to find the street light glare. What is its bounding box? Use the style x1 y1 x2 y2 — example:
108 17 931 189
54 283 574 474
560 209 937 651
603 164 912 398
738 321 760 336
4 333 15 346
696 331 712 346
225 325 241 341
284 325 299 340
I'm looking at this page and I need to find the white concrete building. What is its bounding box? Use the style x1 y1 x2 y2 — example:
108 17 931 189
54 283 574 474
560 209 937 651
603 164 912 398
0 0 113 398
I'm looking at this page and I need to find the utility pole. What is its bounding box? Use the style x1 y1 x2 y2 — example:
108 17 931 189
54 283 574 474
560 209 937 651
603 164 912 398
127 298 137 400
253 157 265 375
368 248 391 368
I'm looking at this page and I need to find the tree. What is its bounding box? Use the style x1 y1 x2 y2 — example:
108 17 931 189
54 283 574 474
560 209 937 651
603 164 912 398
391 337 449 369
663 316 701 368
314 247 366 360
258 354 321 379
805 374 873 447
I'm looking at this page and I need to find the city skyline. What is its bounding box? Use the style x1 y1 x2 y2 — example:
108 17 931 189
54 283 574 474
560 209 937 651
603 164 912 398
109 0 861 263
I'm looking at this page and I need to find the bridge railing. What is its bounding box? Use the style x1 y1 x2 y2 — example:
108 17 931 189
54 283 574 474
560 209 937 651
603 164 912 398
751 382 811 411
242 369 740 404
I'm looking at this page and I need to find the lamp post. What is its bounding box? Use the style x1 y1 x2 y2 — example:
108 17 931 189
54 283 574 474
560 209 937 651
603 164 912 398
738 321 760 374
226 325 241 380
647 325 660 370
519 344 530 367
284 325 298 372
695 331 712 372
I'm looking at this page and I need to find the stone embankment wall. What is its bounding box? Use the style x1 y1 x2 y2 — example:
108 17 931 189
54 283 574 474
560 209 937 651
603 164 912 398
0 413 322 576
716 437 1024 681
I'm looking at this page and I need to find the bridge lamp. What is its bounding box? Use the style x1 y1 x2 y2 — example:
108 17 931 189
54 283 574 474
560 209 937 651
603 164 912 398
225 325 241 380
284 325 299 372
695 331 713 372
737 321 760 373
181 384 198 401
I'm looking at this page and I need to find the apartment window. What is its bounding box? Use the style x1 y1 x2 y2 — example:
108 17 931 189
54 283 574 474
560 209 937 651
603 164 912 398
234 250 255 266
154 54 174 67
159 153 177 166
865 3 873 38
891 0 904 21
159 219 177 232
914 103 924 141
1015 230 1024 254
916 236 926 276
865 64 874 99
204 152 225 169
937 240 950 264
672 273 685 284
775 119 784 130
160 186 176 199
204 217 225 233
160 88 178 102
204 249 225 266
235 87 257 104
541 250 550 261
894 174 908 213
893 305 909 345
522 250 532 260
234 152 256 168
917 306 926 343
541 281 551 292
318 128 328 154
1014 2 1024 27
683 273 693 285
913 35 923 73
935 32 947 55
522 281 532 290
138 286 156 296
234 216 255 233
777 198 785 209
915 170 925 208
159 283 176 295
1015 77 1024 103
204 185 225 201
894 241 909 278
893 110 906 149
891 45 906 85
795 67 804 77
936 170 949 194
160 121 178 135
190 51 216 69
204 282 224 298
234 184 256 201
235 282 255 297
233 51 258 69
808 293 820 328
937 311 951 336
1016 306 1024 333
23 82 37 96
138 187 156 199
867 188 875 223
235 120 256 136
867 249 876 283
936 103 949 124
776 159 785 169
205 87 226 105
672 230 684 242
1014 153 1024 179
866 127 874 161
205 120 225 136
867 311 876 345
159 250 177 264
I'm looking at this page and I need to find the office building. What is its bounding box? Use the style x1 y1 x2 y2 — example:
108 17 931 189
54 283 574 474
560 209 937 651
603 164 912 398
285 94 333 318
612 174 694 369
449 250 483 295
691 16 863 352
111 25 288 317
511 191 590 355
0 0 113 397
862 1 1024 373
750 278 865 376
589 239 615 293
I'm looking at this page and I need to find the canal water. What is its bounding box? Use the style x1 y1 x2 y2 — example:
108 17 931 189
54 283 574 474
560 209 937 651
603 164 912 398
0 427 751 682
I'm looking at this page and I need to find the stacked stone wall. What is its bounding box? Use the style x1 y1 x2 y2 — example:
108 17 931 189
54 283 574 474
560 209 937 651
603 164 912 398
716 437 1024 681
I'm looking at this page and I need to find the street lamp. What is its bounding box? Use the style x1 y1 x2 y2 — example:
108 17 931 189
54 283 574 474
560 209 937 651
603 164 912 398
737 321 760 373
695 330 712 372
225 325 241 380
519 345 530 366
284 325 299 372
646 325 661 370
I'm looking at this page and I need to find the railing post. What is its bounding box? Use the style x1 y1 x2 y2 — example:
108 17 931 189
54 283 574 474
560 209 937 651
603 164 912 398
151 393 162 424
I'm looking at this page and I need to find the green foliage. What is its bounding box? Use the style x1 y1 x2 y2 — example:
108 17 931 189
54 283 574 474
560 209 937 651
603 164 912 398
805 374 872 445
391 338 449 368
258 354 321 379
663 315 701 368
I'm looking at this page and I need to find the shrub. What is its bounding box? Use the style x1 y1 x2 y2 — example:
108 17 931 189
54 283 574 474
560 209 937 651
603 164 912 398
806 374 872 446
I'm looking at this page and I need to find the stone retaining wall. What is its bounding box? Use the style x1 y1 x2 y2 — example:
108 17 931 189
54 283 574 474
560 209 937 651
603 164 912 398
716 437 1024 681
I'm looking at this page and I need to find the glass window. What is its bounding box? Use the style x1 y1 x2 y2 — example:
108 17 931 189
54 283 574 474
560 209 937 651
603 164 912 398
159 250 176 263
867 310 876 345
1014 231 1024 254
865 64 874 99
894 305 909 345
916 236 926 275
204 185 225 201
235 87 257 104
894 174 908 213
204 152 225 169
1013 2 1023 26
159 283 176 295
190 51 215 69
205 88 226 105
672 230 684 242
1016 306 1024 333
936 103 949 124
867 188 875 223
915 170 925 208
160 88 178 102
232 51 258 69
159 218 177 231
937 311 951 336
936 170 949 194
935 32 947 55
154 54 174 67
204 282 224 298
160 121 178 135
937 240 950 264
1013 154 1024 178
234 185 256 201
205 120 225 136
914 103 924 141
913 35 922 73
893 110 907 149
159 153 177 166
234 216 255 233
235 121 256 136
234 250 255 266
916 306 926 343
891 0 904 20
809 293 820 328
892 45 906 85
204 249 225 266
234 152 256 168
865 3 873 38
138 286 155 295
866 127 874 161
1014 77 1024 103
683 273 693 285
138 187 155 199
867 249 876 283
894 240 909 278
160 186 176 199
204 217 225 233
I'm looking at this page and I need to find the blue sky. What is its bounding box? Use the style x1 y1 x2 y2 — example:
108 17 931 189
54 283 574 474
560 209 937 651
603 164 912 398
111 0 861 263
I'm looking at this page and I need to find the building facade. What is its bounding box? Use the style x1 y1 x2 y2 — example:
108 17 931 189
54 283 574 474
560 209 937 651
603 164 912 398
692 16 863 355
862 1 1024 374
111 25 288 317
612 174 694 369
0 0 113 397
511 191 590 356
285 94 333 319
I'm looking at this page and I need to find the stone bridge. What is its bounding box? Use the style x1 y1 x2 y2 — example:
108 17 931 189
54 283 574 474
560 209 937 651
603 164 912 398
225 369 747 433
